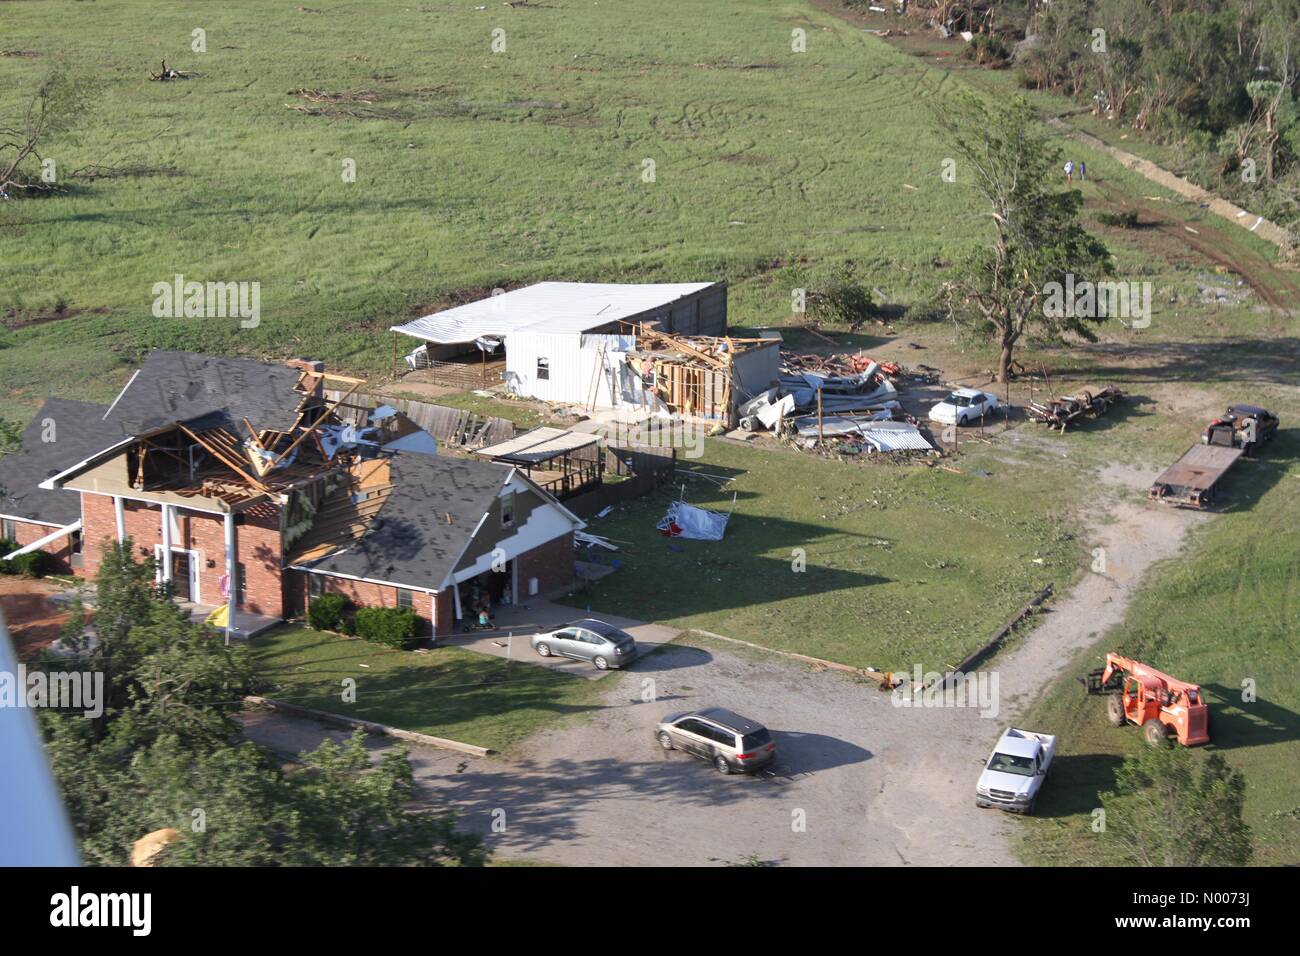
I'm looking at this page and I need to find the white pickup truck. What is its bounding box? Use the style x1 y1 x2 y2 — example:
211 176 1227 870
975 727 1056 815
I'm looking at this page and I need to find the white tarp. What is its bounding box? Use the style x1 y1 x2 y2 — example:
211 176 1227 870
657 500 730 541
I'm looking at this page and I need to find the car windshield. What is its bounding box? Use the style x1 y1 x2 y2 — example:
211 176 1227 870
948 393 972 407
742 729 771 750
987 752 1035 776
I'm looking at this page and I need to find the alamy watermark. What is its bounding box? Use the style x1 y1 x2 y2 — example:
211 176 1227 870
151 274 261 328
1043 273 1151 328
891 665 1000 718
1 665 104 718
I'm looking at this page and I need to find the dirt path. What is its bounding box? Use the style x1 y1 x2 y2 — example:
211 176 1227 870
995 464 1211 717
1091 180 1300 314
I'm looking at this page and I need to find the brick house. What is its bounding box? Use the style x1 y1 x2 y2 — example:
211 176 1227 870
1 350 583 638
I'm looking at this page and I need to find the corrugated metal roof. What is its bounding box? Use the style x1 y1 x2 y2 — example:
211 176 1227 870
474 426 600 464
390 281 718 344
860 422 934 452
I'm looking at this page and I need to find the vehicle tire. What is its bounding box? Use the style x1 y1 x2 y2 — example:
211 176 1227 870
1107 695 1126 727
1024 799 1036 816
958 414 968 427
535 642 552 658
593 656 609 670
658 732 674 751
714 754 732 774
1143 719 1171 747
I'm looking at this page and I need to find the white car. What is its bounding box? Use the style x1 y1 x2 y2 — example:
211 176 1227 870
929 388 999 426
975 727 1056 814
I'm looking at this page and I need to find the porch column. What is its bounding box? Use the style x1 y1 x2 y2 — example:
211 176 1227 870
223 511 237 646
159 503 172 585
113 496 126 543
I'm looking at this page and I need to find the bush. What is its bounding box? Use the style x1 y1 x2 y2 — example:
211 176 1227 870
354 606 420 648
0 538 16 574
1097 209 1140 229
307 593 350 632
10 550 50 578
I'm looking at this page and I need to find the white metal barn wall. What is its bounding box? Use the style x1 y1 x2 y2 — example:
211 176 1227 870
505 332 644 408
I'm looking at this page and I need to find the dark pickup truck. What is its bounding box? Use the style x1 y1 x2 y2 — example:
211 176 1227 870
1202 404 1279 456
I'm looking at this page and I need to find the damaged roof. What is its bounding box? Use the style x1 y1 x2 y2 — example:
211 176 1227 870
103 350 309 435
296 452 512 590
0 398 113 525
390 281 719 344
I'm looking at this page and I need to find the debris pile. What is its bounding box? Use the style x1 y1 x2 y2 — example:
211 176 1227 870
1026 386 1124 431
735 351 938 456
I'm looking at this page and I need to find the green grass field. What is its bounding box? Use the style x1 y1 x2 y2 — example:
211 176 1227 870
579 438 1081 671
1 0 992 417
251 625 606 754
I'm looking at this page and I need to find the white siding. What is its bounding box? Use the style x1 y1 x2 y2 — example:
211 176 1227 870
505 332 646 409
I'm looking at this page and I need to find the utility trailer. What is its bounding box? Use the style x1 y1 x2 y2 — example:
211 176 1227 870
1026 386 1124 431
1148 443 1244 508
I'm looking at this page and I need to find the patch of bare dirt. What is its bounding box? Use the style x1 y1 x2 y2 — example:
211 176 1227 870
2 305 111 331
0 576 86 658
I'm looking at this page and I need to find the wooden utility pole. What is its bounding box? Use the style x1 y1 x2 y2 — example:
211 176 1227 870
817 387 824 445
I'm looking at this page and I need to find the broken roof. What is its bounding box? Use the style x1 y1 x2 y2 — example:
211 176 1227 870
390 281 719 345
294 452 514 590
0 398 113 525
103 350 310 435
474 426 600 465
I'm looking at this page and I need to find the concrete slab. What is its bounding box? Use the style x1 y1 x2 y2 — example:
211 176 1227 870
439 598 680 680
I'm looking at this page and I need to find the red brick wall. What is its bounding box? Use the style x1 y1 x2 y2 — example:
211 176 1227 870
80 493 285 618
2 517 76 572
306 574 437 637
515 531 575 600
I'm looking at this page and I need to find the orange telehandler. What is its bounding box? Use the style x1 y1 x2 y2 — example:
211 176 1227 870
1080 653 1210 746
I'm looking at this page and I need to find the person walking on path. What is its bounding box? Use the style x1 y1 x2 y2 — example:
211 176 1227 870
1079 160 1087 181
1064 160 1074 183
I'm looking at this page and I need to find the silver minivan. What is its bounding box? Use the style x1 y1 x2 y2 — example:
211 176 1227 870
531 618 637 670
655 708 777 774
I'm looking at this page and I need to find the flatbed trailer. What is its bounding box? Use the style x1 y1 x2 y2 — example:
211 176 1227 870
1148 443 1244 508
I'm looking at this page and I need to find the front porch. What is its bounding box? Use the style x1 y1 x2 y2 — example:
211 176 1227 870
181 602 283 640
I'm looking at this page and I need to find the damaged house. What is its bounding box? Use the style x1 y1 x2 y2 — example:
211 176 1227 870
0 350 583 639
390 281 783 424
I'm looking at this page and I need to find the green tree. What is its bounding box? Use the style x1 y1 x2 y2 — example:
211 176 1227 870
933 93 1112 382
37 543 484 866
1099 745 1253 866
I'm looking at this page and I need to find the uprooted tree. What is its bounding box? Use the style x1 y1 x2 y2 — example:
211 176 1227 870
1 66 95 196
933 92 1111 383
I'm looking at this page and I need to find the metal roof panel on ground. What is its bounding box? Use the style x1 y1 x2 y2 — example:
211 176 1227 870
390 281 719 344
474 426 600 464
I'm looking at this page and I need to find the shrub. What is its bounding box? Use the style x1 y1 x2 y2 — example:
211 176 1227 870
11 550 50 578
307 593 350 632
354 606 420 648
1097 209 1140 229
0 538 16 574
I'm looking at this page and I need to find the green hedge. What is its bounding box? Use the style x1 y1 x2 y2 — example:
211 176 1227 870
307 593 350 632
0 543 50 578
354 606 420 648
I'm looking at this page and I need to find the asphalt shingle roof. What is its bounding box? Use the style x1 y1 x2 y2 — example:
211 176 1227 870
302 452 512 589
104 350 307 435
0 398 114 525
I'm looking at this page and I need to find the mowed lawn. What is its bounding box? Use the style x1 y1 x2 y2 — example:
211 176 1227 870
0 0 979 419
580 439 1081 671
1016 428 1300 867
251 625 605 755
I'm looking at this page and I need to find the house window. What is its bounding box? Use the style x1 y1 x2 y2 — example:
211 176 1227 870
308 574 325 598
236 563 248 605
1 518 15 542
396 588 413 611
536 357 550 381
501 491 515 528
70 530 83 555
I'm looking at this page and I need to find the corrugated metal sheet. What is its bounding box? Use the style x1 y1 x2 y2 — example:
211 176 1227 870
391 282 718 344
475 426 600 463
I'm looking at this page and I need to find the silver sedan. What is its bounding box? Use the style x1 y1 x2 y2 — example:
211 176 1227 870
531 618 637 670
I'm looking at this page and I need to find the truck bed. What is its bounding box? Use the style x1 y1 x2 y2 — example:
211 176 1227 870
1149 443 1244 506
